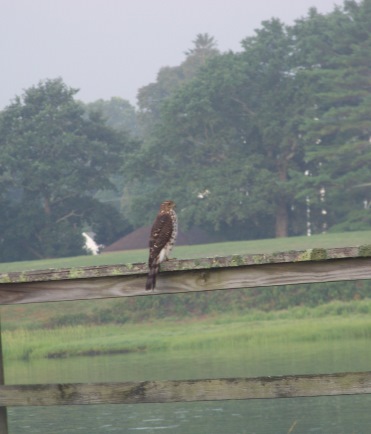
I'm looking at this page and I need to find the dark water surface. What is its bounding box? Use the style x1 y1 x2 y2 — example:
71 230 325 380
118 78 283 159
6 338 371 433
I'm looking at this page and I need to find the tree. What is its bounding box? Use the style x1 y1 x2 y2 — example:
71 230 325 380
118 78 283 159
185 33 218 56
137 33 220 137
237 19 309 237
294 0 371 232
84 97 139 137
0 78 132 260
182 33 219 78
125 21 309 239
125 1 371 239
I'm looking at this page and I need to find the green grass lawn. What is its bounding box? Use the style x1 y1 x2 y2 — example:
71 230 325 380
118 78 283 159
1 230 371 362
3 299 371 362
0 230 370 272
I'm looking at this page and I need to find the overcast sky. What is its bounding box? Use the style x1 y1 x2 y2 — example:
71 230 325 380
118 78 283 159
1 0 341 109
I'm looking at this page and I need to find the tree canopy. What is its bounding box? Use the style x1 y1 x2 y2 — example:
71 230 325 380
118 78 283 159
0 78 133 260
137 33 220 138
123 23 305 237
295 0 371 232
123 0 371 240
83 97 139 137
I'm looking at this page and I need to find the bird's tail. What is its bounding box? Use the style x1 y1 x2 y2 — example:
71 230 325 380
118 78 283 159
145 264 159 291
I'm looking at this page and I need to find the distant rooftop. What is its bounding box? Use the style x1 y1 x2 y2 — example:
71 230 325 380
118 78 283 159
102 226 222 252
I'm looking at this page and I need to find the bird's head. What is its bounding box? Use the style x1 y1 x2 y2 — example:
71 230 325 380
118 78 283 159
160 200 176 212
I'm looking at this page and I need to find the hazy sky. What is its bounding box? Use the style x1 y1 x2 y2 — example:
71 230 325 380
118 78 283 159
2 0 341 109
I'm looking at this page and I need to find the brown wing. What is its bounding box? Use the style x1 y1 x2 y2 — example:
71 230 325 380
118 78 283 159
148 213 173 268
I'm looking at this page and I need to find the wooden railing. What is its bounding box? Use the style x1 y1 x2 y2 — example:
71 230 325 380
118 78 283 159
1 244 371 432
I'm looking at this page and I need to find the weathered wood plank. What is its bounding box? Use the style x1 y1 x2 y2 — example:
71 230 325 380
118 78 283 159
1 245 370 284
0 256 371 305
1 372 371 406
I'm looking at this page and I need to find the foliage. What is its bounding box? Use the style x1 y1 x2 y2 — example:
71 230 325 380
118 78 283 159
3 299 371 361
123 1 371 238
83 96 139 137
0 78 133 260
137 32 220 137
125 22 309 238
86 199 133 246
294 0 371 231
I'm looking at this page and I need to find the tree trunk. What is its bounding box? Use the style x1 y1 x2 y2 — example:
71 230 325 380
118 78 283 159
275 154 291 238
43 196 51 216
275 200 288 238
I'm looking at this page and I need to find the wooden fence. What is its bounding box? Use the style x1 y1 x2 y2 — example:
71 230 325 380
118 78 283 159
1 244 371 432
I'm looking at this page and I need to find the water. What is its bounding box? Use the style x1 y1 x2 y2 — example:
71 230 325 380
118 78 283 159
9 396 371 434
5 338 371 433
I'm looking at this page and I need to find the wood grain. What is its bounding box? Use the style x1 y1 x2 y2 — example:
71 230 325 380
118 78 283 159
1 256 371 305
1 245 370 284
1 372 370 406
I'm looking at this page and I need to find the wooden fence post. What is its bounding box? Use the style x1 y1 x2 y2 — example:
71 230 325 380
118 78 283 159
0 316 8 433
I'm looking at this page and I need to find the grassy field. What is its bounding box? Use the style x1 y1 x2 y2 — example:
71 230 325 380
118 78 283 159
0 230 370 273
1 230 371 362
2 299 371 362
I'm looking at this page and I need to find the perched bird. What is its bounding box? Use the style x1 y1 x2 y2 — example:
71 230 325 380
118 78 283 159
146 200 178 291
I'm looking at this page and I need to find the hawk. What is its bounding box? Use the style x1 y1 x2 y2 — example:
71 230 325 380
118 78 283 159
145 200 178 291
